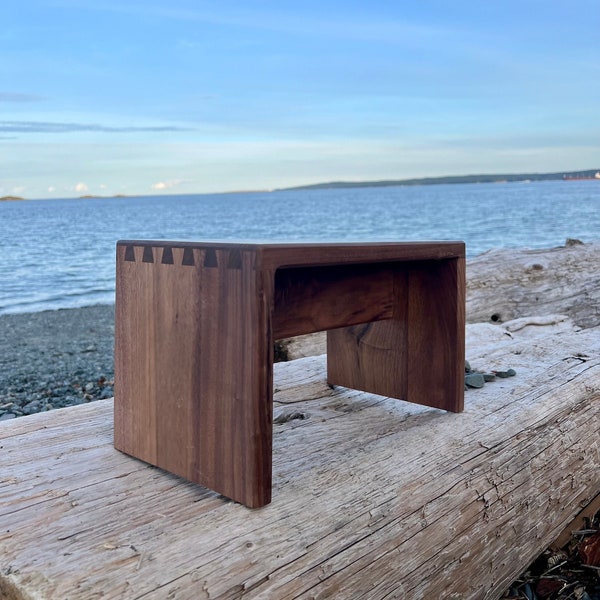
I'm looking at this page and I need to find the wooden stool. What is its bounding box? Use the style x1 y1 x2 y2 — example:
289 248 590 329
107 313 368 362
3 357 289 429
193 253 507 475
114 241 465 507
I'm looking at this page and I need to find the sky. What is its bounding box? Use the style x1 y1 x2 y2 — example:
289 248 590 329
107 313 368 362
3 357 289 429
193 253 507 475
1 1 599 199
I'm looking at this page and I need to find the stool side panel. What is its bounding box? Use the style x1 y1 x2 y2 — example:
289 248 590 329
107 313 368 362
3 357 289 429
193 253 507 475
114 243 273 508
327 258 465 413
406 257 466 412
326 268 409 399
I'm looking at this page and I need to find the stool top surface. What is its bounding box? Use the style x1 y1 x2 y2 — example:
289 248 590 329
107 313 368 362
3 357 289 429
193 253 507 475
117 240 464 269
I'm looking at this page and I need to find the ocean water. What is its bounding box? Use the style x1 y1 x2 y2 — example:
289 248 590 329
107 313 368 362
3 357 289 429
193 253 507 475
1 179 599 315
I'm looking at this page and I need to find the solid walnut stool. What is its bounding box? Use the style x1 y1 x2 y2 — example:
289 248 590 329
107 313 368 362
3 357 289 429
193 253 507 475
114 241 465 508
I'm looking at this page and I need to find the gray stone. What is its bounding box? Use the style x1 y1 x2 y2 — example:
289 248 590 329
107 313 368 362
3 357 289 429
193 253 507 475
496 369 517 378
22 400 41 414
465 373 486 388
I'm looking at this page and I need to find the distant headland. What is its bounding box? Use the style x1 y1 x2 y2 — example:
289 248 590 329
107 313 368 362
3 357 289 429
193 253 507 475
0 194 132 202
2 169 599 202
79 194 132 199
279 169 600 192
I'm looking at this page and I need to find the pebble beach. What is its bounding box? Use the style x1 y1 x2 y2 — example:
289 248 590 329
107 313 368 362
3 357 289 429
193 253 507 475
0 305 115 421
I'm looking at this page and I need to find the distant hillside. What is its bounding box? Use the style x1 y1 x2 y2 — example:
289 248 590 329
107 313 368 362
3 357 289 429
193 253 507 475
280 169 600 191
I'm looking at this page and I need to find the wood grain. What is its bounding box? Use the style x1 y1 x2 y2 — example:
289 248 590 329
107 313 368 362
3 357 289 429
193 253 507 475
2 326 600 599
327 257 465 412
326 269 409 400
406 257 465 411
114 241 465 507
272 263 394 339
115 243 273 507
466 241 600 328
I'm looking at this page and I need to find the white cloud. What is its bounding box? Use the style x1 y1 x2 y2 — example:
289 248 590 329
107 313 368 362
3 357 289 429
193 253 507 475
48 186 56 192
75 182 89 193
151 179 182 190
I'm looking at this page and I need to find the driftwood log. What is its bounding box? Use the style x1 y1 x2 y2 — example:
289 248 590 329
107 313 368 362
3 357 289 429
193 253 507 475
466 240 600 328
1 324 600 599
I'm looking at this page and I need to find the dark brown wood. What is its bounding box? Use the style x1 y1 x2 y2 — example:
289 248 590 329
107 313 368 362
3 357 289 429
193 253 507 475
327 257 465 412
259 240 466 270
114 240 465 507
115 244 273 507
406 257 465 411
327 270 410 401
273 263 395 339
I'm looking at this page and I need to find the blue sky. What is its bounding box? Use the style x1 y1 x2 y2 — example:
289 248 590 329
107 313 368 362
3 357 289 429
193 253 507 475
1 0 599 199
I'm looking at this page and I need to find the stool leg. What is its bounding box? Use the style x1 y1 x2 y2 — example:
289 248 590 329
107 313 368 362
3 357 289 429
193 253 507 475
327 257 465 413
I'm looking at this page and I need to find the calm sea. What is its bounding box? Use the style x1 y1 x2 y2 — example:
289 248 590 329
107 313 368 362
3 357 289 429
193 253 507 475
1 179 598 315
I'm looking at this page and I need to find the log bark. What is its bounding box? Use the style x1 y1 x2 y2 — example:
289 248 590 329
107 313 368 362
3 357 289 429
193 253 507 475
1 326 600 599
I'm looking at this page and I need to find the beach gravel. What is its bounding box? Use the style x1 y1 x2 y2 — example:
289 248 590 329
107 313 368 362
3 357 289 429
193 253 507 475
0 305 115 419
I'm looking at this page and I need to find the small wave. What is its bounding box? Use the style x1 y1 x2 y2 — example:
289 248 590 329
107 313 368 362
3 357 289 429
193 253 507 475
0 289 115 316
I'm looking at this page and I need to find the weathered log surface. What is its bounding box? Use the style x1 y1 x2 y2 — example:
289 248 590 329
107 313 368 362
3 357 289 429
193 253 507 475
466 240 600 328
2 326 600 599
